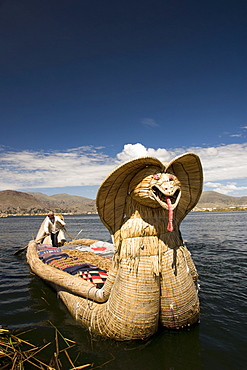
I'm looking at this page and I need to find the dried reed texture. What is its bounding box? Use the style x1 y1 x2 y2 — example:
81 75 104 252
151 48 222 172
65 239 99 246
56 256 160 340
0 326 92 369
159 247 199 328
27 153 203 340
27 241 159 340
97 154 202 235
96 153 203 330
63 249 112 271
112 199 200 328
27 241 116 303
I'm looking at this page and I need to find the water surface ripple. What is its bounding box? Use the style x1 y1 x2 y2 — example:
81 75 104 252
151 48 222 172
1 212 246 369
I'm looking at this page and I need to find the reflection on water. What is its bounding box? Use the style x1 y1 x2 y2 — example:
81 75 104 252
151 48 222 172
0 212 246 369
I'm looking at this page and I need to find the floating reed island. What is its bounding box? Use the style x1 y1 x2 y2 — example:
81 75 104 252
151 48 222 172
26 153 203 341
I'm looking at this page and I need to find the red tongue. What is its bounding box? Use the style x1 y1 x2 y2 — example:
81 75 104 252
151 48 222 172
166 197 173 232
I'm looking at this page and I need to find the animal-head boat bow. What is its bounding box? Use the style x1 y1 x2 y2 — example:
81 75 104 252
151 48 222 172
97 152 203 235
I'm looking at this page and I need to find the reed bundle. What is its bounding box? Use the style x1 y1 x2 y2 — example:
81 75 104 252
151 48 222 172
0 325 91 370
65 239 99 246
63 249 112 271
27 153 203 340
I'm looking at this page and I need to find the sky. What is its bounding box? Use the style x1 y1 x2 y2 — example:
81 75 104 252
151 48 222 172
0 0 246 199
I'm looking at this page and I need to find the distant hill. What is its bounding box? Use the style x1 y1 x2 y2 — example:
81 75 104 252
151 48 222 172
0 190 96 215
197 191 247 209
28 192 97 213
0 190 45 214
1 190 247 216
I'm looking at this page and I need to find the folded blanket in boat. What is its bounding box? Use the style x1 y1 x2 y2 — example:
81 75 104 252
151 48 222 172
63 263 93 274
47 256 80 269
37 246 63 256
41 253 69 263
66 241 114 259
78 268 108 288
37 245 108 288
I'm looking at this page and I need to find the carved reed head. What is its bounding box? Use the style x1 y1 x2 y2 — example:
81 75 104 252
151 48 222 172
129 166 181 210
97 154 203 234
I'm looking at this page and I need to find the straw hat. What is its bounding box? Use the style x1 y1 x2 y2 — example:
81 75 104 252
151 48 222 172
96 153 203 235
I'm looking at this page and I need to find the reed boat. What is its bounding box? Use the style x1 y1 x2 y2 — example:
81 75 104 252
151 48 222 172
26 238 114 304
26 153 203 341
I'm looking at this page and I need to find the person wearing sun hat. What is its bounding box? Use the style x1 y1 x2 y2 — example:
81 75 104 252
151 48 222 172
43 211 66 247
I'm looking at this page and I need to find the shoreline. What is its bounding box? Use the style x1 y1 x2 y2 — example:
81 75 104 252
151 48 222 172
1 208 247 217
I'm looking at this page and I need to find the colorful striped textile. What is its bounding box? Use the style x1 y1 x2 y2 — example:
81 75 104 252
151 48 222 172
37 245 108 288
78 269 108 288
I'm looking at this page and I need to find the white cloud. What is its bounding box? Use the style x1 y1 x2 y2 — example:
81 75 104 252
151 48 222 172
190 143 247 182
117 143 247 184
0 147 117 191
116 143 247 196
117 143 179 162
0 142 247 196
204 182 247 195
140 118 159 128
219 126 247 139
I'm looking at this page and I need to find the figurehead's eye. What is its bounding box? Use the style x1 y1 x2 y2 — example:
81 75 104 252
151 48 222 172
169 175 174 181
153 174 160 180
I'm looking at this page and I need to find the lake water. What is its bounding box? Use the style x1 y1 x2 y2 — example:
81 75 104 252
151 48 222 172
0 212 246 369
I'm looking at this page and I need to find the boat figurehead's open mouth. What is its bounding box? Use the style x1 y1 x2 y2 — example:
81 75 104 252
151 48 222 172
129 169 182 232
151 187 181 210
151 180 181 232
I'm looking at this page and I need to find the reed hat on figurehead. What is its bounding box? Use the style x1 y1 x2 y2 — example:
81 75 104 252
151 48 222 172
96 153 203 235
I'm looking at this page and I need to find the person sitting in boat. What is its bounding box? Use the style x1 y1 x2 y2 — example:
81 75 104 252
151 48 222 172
44 211 66 248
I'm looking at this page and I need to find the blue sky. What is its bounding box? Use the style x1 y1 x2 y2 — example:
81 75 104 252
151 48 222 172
0 0 246 199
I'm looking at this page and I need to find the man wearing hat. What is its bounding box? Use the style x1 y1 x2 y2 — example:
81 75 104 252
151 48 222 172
44 211 66 247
